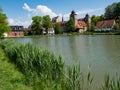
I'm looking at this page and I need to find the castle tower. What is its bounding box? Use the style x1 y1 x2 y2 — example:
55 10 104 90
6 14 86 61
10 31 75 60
62 16 64 22
70 10 77 26
84 14 91 24
84 14 91 30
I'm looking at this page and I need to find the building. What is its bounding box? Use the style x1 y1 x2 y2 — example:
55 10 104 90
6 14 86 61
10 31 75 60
52 16 61 23
8 26 24 37
52 11 91 33
76 19 87 33
95 19 115 31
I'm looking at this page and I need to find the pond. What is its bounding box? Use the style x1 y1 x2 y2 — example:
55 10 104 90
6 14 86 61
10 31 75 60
14 35 120 88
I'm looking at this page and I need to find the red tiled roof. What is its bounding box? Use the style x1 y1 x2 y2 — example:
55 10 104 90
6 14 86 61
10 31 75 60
76 20 87 28
78 18 84 21
96 19 115 28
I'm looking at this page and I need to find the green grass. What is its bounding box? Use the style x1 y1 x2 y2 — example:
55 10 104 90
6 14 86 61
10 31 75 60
0 39 120 90
0 47 32 90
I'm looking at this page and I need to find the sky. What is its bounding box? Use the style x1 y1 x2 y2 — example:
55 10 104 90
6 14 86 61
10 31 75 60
0 0 119 27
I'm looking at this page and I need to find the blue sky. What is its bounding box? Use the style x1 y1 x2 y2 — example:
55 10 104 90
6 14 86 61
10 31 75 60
0 0 119 27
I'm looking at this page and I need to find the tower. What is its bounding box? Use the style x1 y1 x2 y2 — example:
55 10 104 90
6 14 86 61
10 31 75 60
84 14 91 31
84 14 91 24
62 16 64 22
70 10 77 26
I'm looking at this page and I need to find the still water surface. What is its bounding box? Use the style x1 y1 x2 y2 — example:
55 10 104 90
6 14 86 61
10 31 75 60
14 35 120 88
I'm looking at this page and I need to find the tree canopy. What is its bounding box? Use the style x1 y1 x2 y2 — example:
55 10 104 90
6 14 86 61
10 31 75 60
42 15 53 34
0 7 11 38
66 17 75 32
104 2 120 19
54 23 61 34
31 16 42 35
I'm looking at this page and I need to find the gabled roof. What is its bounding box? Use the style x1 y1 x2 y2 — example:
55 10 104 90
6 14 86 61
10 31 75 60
76 19 87 28
96 19 115 28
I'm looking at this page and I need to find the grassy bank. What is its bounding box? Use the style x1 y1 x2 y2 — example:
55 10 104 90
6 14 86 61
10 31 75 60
0 39 120 90
0 47 32 90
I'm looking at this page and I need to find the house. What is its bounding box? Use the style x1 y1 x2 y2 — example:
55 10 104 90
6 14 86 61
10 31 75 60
8 26 24 37
95 19 115 31
76 19 87 33
42 28 55 35
52 11 91 33
52 16 61 23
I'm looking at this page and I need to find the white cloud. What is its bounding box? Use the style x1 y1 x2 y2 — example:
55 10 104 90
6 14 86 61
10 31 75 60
63 8 104 20
76 8 103 15
18 3 104 27
8 18 14 25
8 18 32 28
23 3 34 12
23 3 57 18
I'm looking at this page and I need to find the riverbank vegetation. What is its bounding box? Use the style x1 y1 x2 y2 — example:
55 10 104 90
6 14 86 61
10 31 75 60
0 39 120 90
0 7 11 38
0 46 32 90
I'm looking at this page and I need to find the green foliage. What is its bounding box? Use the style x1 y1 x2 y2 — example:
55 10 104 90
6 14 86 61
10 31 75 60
113 23 120 31
42 15 53 34
0 47 32 90
91 15 103 31
0 7 11 38
0 39 64 89
31 16 42 35
101 73 120 90
91 22 96 31
54 23 62 34
104 2 120 19
0 40 120 90
66 17 76 33
24 30 28 36
91 15 103 25
114 2 120 19
114 18 120 31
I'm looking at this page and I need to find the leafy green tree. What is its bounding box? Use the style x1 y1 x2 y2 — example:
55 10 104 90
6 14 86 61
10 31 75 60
42 15 53 34
54 23 61 34
66 17 75 33
104 3 117 19
91 15 103 25
31 16 42 35
91 15 103 31
104 2 120 19
91 22 96 31
113 23 119 31
114 2 120 19
0 7 11 38
114 18 120 31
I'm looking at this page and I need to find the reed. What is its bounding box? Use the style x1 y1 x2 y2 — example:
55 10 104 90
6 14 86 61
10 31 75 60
0 39 120 90
0 39 64 87
101 73 120 90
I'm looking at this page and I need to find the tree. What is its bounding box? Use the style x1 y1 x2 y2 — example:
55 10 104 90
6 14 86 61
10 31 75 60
114 18 120 31
31 16 42 35
91 15 103 31
91 22 96 31
104 2 120 19
54 23 61 34
104 3 117 19
0 7 11 38
114 2 120 19
66 17 75 33
113 23 119 31
42 15 53 34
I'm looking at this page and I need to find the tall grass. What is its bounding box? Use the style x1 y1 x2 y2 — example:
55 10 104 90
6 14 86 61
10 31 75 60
0 39 120 90
0 39 64 87
100 73 120 90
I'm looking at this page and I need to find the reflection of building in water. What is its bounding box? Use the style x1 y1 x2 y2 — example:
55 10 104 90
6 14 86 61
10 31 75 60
52 10 91 33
